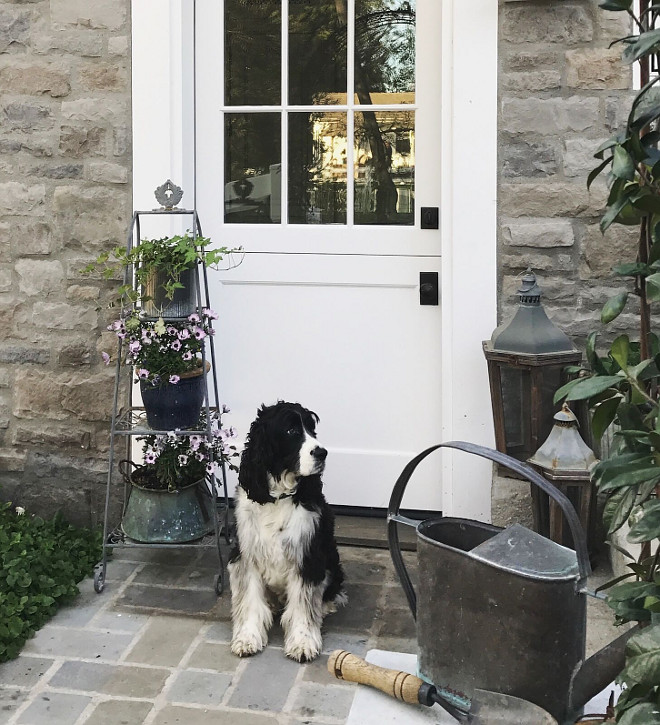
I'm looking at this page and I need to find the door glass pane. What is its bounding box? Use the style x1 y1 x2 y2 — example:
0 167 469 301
289 0 347 106
225 113 281 224
354 0 415 105
354 111 414 225
225 0 281 105
289 112 347 225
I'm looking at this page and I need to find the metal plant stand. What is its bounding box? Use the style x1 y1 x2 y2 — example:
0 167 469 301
94 181 231 596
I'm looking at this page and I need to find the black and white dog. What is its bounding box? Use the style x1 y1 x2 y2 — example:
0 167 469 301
228 401 346 662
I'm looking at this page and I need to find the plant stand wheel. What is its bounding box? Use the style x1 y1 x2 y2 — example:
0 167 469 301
215 570 224 596
94 565 105 593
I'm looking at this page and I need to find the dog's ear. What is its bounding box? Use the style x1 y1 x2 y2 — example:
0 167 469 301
238 412 275 504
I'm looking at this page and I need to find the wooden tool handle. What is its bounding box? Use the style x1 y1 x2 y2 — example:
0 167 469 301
327 649 425 705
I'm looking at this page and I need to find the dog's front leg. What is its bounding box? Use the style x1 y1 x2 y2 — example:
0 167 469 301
281 575 323 663
229 556 272 657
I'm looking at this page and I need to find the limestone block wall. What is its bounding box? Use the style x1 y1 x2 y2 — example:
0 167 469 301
498 0 636 341
0 0 132 526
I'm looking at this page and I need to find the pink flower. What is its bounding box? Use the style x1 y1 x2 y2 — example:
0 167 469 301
137 368 149 379
206 461 218 475
188 313 201 323
178 328 191 340
129 340 141 354
169 375 180 385
171 339 182 351
193 326 206 340
101 351 111 365
189 435 202 451
203 308 218 320
144 451 157 464
182 351 193 361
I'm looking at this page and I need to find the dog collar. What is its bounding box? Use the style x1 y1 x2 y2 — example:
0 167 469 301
272 491 295 501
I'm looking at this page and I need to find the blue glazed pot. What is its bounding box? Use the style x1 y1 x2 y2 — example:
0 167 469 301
121 478 214 543
140 365 207 430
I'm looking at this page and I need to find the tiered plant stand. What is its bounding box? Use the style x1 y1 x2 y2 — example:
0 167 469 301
94 182 231 596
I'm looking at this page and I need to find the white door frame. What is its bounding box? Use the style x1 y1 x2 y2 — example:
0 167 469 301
131 0 497 520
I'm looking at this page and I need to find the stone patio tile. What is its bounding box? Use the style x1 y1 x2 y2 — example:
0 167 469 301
132 564 188 587
228 647 300 711
204 622 232 642
0 687 28 718
21 626 133 661
372 605 417 640
288 681 355 721
49 660 170 698
52 581 108 627
17 691 92 724
151 705 278 724
186 641 240 672
167 670 231 706
103 560 141 582
117 584 219 615
125 617 203 667
175 567 222 590
322 583 380 632
339 548 393 585
81 699 153 725
0 656 54 688
302 632 369 685
381 581 415 611
92 610 150 633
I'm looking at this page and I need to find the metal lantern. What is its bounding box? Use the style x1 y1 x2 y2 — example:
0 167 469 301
528 404 598 548
483 270 582 463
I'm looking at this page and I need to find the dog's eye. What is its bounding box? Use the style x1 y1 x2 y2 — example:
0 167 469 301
286 427 299 436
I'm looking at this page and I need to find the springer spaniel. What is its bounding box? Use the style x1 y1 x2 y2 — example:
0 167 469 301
228 401 346 662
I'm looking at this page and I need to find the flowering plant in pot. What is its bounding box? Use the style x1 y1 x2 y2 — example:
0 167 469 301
121 409 240 543
84 231 241 315
106 308 217 429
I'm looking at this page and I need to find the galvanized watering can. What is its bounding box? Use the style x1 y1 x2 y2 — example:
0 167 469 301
388 441 635 724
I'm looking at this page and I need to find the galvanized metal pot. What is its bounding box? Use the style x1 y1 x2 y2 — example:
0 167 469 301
388 442 596 724
121 476 214 544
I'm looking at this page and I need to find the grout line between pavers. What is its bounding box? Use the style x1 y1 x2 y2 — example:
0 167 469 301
3 658 65 725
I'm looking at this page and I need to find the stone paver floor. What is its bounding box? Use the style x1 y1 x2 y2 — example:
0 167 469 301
0 539 621 725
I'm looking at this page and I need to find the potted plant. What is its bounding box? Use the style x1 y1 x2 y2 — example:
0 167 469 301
121 409 239 543
84 231 240 316
106 308 218 430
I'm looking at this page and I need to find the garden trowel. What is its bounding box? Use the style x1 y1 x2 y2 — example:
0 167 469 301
328 650 557 724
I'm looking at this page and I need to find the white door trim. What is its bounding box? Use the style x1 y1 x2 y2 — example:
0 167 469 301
132 0 497 520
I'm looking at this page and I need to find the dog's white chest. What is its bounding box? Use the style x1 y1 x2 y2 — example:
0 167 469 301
237 492 319 592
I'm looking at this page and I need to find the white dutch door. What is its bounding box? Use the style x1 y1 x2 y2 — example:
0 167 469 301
196 0 442 510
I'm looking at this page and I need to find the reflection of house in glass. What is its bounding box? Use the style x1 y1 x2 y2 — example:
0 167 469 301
224 92 414 225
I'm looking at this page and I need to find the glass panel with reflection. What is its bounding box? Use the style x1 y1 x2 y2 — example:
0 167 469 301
224 113 281 224
354 110 414 225
289 112 347 224
289 0 347 106
354 0 415 105
225 0 281 106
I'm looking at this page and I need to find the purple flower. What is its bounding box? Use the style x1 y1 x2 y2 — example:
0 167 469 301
171 339 182 352
169 375 180 385
193 326 207 340
203 308 219 320
137 368 149 379
189 435 202 451
188 313 201 323
178 328 191 340
129 340 141 354
206 461 218 475
166 325 178 336
182 351 193 361
144 451 157 464
195 452 205 462
101 351 111 365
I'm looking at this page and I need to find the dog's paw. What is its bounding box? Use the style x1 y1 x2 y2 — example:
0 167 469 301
285 632 322 663
231 630 267 658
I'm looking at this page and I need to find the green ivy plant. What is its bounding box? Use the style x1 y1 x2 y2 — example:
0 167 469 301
552 0 660 720
82 231 240 308
0 502 102 662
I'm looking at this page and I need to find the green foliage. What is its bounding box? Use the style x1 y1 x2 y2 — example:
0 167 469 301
81 231 239 308
565 2 660 718
0 502 102 662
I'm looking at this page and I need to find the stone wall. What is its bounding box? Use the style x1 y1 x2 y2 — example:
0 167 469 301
498 0 635 339
0 0 132 527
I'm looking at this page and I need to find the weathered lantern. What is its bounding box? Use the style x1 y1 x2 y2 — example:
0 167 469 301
528 403 598 548
483 270 582 463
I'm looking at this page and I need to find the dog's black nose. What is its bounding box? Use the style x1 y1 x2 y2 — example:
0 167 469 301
313 446 328 461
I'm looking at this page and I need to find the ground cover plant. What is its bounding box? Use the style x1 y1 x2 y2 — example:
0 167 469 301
0 501 102 662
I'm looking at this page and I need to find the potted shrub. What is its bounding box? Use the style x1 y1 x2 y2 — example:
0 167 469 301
121 409 239 543
84 231 240 316
106 308 218 430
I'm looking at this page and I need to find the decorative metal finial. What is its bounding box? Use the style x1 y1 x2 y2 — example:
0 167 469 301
154 180 184 210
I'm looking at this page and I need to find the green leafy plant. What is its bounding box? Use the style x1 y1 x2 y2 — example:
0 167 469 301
553 1 660 719
82 231 240 307
0 502 102 662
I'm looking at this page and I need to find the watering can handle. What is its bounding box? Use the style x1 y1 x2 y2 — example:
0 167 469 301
387 441 592 620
